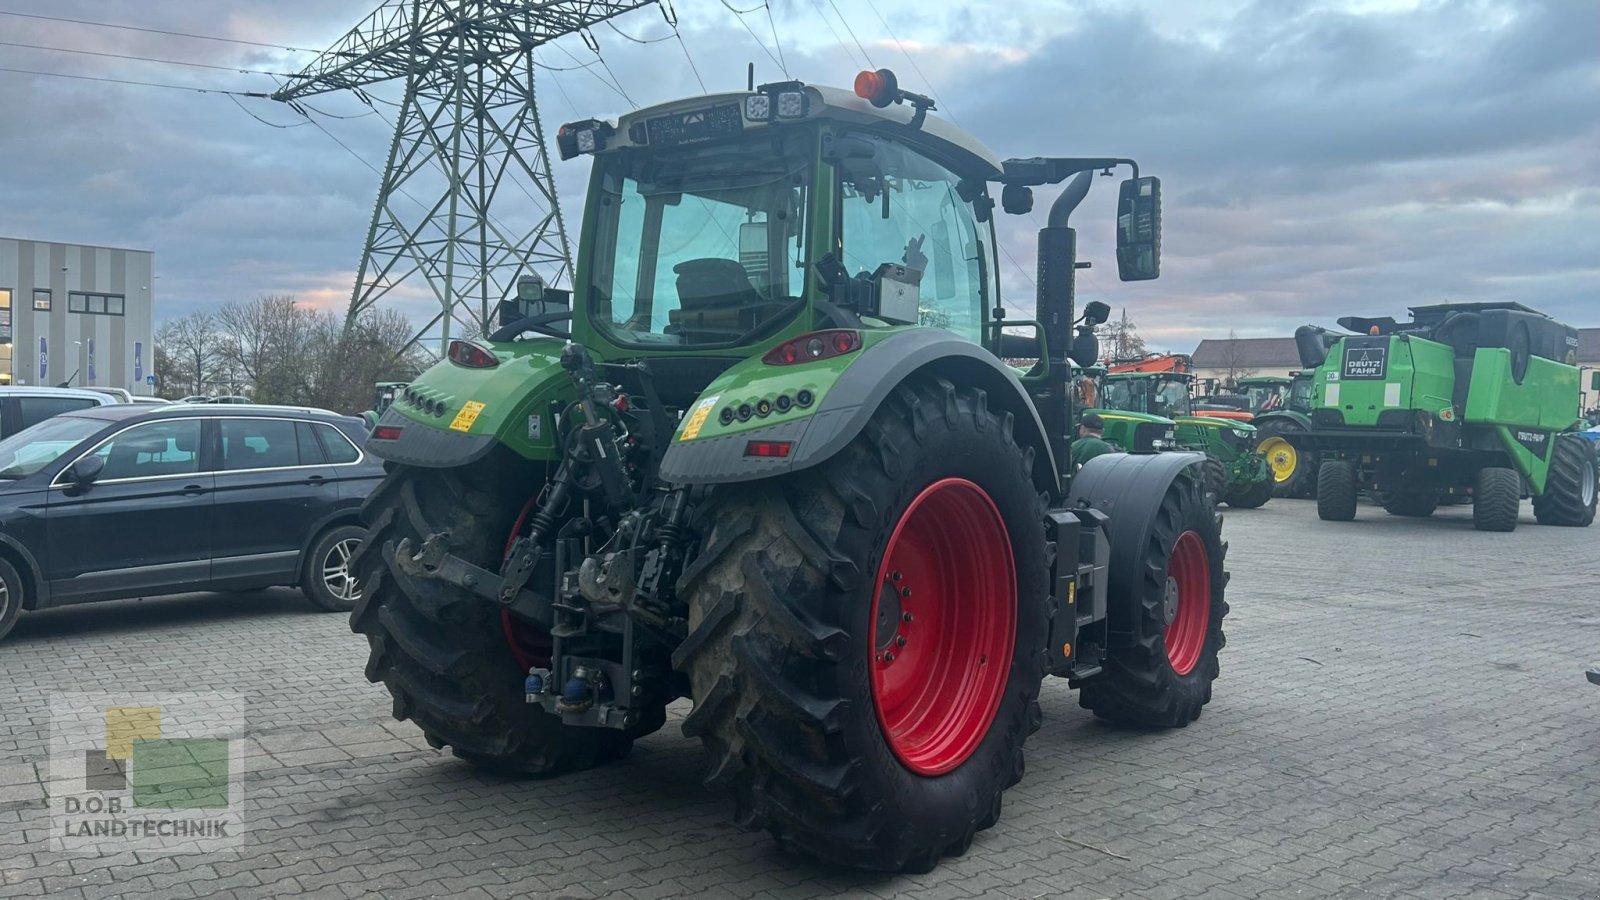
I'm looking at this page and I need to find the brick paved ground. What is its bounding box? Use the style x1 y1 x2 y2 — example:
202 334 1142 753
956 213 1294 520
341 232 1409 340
2 498 1598 898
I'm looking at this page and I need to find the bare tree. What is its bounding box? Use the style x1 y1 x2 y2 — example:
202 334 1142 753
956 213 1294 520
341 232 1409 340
155 312 221 398
1219 329 1257 389
1096 308 1147 362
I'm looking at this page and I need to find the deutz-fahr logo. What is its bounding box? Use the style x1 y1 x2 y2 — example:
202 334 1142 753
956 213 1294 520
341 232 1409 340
1342 345 1387 379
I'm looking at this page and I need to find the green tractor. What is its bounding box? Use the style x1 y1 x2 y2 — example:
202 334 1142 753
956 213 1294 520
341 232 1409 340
363 381 410 429
352 71 1230 871
1096 371 1275 508
1241 372 1318 497
1289 302 1597 530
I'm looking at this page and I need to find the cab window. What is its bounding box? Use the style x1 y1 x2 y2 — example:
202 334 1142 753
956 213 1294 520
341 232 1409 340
89 420 202 480
836 134 986 341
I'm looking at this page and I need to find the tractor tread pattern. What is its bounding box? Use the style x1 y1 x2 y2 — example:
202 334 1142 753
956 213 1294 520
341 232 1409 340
1317 460 1358 521
674 378 1048 873
1473 467 1521 532
350 463 637 777
1532 433 1598 527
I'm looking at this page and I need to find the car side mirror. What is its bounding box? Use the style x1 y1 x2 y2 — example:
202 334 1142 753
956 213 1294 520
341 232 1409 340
1116 176 1161 281
67 454 104 488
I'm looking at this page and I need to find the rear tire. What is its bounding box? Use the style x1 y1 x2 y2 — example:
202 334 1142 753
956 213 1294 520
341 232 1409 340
351 463 636 775
1532 433 1597 526
1078 468 1229 727
1472 467 1521 532
675 378 1049 873
0 558 24 642
1316 460 1358 521
303 524 366 612
1256 422 1312 498
1381 491 1438 518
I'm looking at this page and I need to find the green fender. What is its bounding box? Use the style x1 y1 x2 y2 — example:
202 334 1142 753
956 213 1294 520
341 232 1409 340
1251 410 1313 434
658 328 1062 492
364 338 574 469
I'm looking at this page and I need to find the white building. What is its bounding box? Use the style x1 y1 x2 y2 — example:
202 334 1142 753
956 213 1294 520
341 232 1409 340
0 237 156 394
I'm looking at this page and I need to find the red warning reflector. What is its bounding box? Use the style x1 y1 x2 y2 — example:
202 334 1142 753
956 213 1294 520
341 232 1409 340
744 441 793 458
372 425 404 441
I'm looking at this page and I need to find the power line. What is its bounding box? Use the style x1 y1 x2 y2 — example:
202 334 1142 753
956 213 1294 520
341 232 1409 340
0 64 269 96
0 39 300 77
227 93 310 129
825 0 876 69
719 0 785 75
762 2 789 78
0 9 318 54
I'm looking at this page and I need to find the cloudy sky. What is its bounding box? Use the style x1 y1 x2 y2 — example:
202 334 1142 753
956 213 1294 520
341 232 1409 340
0 0 1595 351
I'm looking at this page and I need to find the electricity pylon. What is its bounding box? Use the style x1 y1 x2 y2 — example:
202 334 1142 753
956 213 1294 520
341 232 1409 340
273 1 656 349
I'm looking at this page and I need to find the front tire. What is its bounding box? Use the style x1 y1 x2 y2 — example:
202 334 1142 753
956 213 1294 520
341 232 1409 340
675 378 1049 872
1078 465 1229 727
1223 471 1273 509
1256 422 1312 498
1532 433 1598 526
351 462 634 775
1317 460 1358 521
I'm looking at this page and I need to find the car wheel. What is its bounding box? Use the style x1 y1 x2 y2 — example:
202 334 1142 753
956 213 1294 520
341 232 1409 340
0 557 25 642
304 525 366 612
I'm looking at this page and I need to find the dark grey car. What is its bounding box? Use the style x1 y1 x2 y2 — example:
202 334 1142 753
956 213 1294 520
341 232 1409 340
0 404 383 640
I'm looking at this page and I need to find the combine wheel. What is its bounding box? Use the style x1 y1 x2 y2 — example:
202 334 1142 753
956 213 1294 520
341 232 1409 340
351 463 644 775
1532 433 1598 527
1316 460 1358 521
1472 467 1521 532
675 377 1049 873
1077 461 1229 727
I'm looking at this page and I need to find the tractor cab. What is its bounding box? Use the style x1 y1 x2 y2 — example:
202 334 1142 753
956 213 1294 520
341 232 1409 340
1101 372 1193 419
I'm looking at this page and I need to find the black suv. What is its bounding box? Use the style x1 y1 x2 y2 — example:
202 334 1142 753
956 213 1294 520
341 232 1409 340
0 405 383 640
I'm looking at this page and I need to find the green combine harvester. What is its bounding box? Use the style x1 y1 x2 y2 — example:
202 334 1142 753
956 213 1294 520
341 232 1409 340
1289 302 1597 530
1095 365 1274 508
351 69 1231 872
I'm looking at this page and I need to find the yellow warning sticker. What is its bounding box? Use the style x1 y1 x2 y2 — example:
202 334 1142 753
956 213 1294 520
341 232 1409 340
678 395 720 442
450 400 487 432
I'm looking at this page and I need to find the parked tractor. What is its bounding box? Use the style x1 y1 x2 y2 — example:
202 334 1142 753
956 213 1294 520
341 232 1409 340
350 71 1230 872
1289 302 1598 530
1096 357 1274 508
1244 372 1317 497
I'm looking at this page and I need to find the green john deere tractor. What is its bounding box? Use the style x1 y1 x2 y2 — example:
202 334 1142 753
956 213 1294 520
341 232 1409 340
1242 372 1317 497
352 70 1230 872
1289 302 1597 531
1096 372 1275 508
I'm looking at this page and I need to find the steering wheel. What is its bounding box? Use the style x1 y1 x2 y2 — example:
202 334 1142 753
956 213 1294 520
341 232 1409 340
488 310 572 343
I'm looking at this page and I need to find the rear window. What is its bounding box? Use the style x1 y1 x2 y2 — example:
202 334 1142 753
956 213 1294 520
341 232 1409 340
220 419 304 470
18 396 99 430
315 423 361 464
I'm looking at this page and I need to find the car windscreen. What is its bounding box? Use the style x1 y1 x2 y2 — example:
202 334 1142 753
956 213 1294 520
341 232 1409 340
0 415 106 479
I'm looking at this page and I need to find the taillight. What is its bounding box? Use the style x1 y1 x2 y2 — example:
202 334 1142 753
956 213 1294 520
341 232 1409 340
447 339 498 369
762 330 862 366
744 441 793 458
372 425 404 441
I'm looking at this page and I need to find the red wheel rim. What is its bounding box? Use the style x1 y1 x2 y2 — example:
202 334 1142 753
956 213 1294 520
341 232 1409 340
501 495 552 671
870 478 1016 777
1163 530 1211 676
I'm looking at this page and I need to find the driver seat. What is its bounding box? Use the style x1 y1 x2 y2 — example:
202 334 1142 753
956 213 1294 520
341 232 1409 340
668 258 784 339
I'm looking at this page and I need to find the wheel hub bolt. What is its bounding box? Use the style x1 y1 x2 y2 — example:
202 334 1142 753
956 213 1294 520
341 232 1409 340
900 587 911 597
895 635 906 647
902 612 913 623
891 571 903 581
883 651 895 662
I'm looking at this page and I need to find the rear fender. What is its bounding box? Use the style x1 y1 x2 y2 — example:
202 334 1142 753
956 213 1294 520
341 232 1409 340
366 339 573 468
1069 451 1207 639
658 328 1061 493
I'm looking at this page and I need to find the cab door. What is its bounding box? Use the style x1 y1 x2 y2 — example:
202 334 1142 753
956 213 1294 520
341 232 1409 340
46 417 213 602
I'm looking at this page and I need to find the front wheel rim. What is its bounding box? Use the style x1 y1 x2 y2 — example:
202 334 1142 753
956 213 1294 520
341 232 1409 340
870 478 1016 777
1582 458 1597 508
323 538 362 601
1259 436 1297 483
1163 531 1211 676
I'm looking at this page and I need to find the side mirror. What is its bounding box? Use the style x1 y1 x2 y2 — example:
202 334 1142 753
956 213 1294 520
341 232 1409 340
67 454 104 488
1069 325 1100 368
1590 371 1600 391
1116 176 1161 281
1081 300 1111 327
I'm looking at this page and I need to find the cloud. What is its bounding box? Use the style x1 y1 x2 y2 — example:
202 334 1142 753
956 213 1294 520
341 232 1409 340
0 0 1594 354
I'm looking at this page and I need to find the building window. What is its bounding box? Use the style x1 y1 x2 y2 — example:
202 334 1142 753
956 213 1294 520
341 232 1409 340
67 291 125 317
33 289 50 311
0 288 10 309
